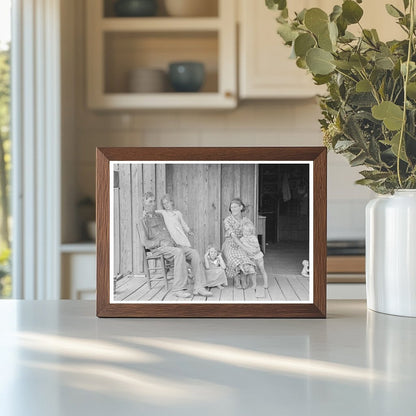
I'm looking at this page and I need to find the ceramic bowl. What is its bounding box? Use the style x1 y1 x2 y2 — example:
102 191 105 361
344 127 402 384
168 62 205 92
114 0 158 17
164 0 217 17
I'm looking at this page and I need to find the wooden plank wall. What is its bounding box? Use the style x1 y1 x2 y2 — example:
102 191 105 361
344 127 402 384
166 164 222 255
221 164 257 241
167 163 257 255
113 163 166 277
113 164 120 276
114 163 258 277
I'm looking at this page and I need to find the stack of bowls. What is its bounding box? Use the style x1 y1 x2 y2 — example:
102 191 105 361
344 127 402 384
128 68 167 93
164 0 217 17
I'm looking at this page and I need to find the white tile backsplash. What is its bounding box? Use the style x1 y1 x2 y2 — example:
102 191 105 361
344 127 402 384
328 199 369 240
74 100 370 240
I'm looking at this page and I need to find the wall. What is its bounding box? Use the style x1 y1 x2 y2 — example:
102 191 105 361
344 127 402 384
61 0 374 243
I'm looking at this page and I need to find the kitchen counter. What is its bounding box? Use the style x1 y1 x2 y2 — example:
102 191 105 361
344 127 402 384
0 300 415 415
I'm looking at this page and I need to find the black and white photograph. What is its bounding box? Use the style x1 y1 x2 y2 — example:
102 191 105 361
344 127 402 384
110 161 313 303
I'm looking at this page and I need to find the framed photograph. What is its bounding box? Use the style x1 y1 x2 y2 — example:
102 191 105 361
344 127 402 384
96 147 327 318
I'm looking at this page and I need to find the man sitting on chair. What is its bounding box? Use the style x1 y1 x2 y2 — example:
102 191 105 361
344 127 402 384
137 191 212 298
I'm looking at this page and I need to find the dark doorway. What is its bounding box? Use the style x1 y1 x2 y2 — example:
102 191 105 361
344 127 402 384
258 164 309 245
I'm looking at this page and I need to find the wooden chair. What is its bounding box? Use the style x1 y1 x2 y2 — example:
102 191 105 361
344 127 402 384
136 223 172 290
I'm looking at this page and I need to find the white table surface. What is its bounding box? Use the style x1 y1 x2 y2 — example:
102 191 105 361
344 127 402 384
0 300 415 416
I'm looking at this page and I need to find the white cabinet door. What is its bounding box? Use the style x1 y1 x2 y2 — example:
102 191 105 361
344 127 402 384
238 0 404 99
239 0 326 99
62 253 96 300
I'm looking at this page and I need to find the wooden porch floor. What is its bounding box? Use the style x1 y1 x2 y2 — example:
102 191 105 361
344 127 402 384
114 273 309 302
114 242 310 302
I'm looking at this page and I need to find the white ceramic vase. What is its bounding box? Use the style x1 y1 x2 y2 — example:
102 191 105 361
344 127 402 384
366 190 416 317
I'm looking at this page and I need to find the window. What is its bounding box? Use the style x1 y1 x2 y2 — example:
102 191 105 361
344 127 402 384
0 0 11 298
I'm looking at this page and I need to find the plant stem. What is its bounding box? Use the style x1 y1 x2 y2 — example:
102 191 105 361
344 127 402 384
359 69 381 104
334 68 358 84
397 0 415 188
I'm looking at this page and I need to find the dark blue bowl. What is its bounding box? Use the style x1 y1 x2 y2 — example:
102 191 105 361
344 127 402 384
114 0 157 17
168 62 205 92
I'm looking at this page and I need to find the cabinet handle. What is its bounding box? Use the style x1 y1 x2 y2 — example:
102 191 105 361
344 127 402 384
224 91 234 99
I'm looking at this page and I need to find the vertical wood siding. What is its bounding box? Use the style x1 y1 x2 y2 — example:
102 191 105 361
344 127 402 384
113 163 166 277
114 163 258 277
118 164 133 275
220 164 257 241
113 164 120 275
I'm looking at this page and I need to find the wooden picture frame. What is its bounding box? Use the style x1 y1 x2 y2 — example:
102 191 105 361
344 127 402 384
96 147 327 318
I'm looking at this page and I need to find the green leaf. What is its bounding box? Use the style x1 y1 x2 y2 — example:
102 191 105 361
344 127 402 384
371 29 380 42
350 54 368 70
348 92 377 107
372 101 404 131
266 0 287 11
383 132 409 162
369 136 382 163
313 74 332 85
334 139 355 151
306 48 335 75
318 27 334 52
342 0 364 24
350 152 368 167
277 23 299 43
294 33 316 58
385 4 404 18
276 14 287 24
360 170 392 181
401 61 416 76
344 114 367 147
403 0 410 10
407 82 416 99
339 31 356 43
328 21 338 44
296 57 308 69
363 29 376 46
375 55 395 70
304 8 329 35
356 79 372 92
330 5 342 22
333 60 353 70
336 15 348 36
296 8 307 23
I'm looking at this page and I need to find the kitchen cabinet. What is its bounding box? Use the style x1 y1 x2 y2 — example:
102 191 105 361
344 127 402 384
61 244 96 300
86 0 237 109
238 0 404 99
239 0 325 99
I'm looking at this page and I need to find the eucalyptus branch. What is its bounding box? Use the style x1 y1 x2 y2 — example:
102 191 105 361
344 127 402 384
393 85 404 104
397 0 415 188
390 79 398 102
334 68 359 84
358 69 381 104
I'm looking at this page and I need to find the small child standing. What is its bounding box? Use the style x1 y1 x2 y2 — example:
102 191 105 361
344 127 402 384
157 194 193 247
235 222 269 290
204 245 228 289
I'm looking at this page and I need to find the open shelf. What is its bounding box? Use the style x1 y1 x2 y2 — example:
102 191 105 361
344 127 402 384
87 0 236 109
104 31 218 94
103 0 219 18
101 17 221 31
